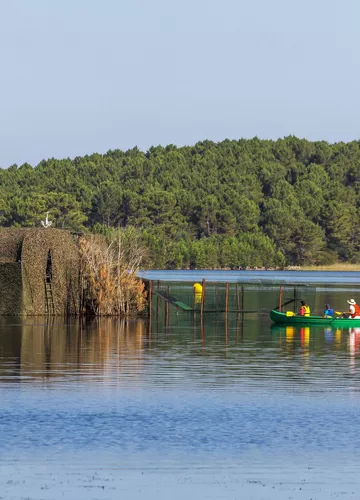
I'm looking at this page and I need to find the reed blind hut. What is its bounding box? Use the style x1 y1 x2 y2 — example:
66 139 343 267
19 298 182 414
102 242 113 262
0 228 80 315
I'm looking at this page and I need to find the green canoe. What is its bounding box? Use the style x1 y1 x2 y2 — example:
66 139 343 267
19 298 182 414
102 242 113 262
270 309 360 327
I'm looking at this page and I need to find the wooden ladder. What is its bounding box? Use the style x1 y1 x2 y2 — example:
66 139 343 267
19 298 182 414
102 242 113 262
44 279 55 315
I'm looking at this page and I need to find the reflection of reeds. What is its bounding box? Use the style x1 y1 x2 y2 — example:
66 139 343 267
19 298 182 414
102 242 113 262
17 317 146 380
79 231 147 316
86 318 145 370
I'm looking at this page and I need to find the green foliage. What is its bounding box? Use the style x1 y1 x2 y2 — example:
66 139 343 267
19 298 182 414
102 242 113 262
2 137 360 267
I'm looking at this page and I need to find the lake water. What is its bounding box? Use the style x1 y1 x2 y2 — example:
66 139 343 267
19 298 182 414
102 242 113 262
139 268 360 285
2 279 360 499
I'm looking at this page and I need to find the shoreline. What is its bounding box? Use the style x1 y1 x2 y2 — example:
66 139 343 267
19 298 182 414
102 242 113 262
300 264 360 271
147 264 360 272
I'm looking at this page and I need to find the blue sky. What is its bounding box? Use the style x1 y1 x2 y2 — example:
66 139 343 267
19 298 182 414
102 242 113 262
0 0 359 166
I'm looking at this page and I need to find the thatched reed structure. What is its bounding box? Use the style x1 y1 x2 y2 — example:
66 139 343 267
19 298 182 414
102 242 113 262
0 228 80 315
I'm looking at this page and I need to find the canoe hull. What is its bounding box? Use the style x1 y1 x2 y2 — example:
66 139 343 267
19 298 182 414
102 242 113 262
270 309 360 327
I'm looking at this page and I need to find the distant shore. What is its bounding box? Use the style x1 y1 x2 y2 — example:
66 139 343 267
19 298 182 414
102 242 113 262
187 264 360 272
210 264 360 272
300 263 360 271
233 264 360 272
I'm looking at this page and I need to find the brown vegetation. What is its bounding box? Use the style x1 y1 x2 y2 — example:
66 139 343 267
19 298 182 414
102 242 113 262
301 263 360 271
0 227 147 316
79 228 147 316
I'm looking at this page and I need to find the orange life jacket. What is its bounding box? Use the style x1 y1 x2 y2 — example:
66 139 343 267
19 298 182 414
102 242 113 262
351 304 360 318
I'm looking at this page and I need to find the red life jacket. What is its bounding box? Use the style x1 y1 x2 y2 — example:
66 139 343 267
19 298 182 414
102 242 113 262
351 304 360 318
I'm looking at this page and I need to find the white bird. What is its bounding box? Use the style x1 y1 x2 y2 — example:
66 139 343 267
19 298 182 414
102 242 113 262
41 212 53 228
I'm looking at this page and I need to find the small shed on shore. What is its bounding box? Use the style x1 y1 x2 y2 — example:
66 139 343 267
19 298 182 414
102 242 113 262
0 228 80 315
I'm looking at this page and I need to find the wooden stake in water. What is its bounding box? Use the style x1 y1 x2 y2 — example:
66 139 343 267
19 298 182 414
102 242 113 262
201 279 206 317
279 285 283 312
225 282 229 315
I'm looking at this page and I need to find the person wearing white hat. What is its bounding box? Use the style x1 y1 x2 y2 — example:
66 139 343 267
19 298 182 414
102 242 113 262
347 299 360 319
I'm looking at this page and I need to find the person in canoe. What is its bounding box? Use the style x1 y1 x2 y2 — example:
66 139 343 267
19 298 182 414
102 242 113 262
299 300 310 316
344 299 360 319
324 304 334 318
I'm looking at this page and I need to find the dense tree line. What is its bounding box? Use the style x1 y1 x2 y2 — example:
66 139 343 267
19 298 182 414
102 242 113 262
1 136 360 268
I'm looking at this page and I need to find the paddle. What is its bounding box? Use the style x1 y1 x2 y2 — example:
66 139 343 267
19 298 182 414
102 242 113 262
334 311 352 318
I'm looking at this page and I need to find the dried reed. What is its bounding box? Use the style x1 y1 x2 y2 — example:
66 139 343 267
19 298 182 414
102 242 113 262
79 228 147 316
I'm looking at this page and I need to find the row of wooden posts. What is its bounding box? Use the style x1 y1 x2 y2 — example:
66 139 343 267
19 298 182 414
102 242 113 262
192 279 246 315
278 285 298 312
147 279 246 321
146 281 300 323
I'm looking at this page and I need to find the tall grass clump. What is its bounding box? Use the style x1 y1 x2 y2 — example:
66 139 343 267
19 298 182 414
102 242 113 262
79 227 147 316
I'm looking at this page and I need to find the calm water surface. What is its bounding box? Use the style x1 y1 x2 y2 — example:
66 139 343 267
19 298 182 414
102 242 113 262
139 268 360 285
2 284 360 499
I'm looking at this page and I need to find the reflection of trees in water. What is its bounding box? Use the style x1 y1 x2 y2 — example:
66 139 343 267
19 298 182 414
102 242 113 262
9 318 146 380
3 315 360 384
